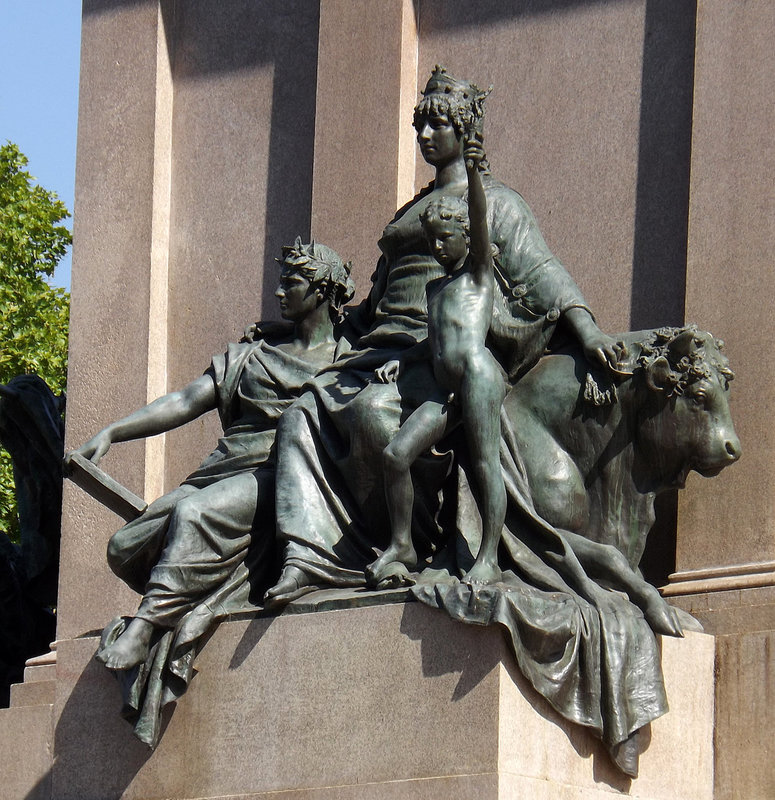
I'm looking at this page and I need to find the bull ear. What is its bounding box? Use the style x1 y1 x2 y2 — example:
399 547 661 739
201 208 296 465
645 356 677 393
667 329 700 361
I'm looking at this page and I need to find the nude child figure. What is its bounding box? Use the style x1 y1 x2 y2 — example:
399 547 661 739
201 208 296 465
367 133 507 587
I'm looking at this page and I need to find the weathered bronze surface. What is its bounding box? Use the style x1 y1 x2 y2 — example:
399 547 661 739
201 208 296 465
68 68 740 776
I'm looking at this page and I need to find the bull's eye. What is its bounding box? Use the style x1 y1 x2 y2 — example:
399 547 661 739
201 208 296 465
691 389 707 408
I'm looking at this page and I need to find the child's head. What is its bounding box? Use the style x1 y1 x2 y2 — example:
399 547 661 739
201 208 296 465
420 196 470 270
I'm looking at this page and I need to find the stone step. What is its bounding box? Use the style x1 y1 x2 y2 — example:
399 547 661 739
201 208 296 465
9 679 56 708
23 663 57 683
0 704 53 800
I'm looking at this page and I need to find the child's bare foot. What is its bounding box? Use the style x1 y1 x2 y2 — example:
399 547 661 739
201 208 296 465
462 559 502 585
366 543 417 589
263 565 313 607
96 617 154 670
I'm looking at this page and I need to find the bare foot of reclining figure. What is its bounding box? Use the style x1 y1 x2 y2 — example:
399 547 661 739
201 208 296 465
96 617 154 670
263 565 314 608
365 543 417 589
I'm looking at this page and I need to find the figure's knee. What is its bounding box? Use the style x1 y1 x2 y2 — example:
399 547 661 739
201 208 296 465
106 530 126 575
383 441 411 476
105 523 151 593
276 401 308 444
358 383 401 449
170 493 206 530
532 460 587 531
466 350 504 383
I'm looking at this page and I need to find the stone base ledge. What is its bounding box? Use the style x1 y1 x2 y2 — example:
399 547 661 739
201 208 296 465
44 602 713 800
663 560 775 595
667 582 775 637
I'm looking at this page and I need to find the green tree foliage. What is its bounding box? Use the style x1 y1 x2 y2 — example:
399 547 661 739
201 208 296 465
0 143 71 541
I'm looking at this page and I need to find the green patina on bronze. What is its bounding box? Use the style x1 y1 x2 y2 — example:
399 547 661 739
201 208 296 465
67 67 740 777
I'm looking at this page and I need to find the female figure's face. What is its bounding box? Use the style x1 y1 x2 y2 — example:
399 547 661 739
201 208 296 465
275 268 320 321
416 112 464 168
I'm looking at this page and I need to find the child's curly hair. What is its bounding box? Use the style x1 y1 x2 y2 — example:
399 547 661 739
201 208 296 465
419 196 470 238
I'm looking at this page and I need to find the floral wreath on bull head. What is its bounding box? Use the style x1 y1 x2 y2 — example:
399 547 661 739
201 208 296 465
585 324 734 407
638 325 735 397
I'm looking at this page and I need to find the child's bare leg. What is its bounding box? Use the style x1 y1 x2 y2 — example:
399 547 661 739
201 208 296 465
460 352 507 585
367 398 456 588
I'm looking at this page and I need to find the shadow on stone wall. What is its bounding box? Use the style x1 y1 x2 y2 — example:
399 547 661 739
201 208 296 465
165 0 320 322
84 0 319 324
630 0 697 332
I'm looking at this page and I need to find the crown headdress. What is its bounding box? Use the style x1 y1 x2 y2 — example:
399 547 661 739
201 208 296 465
420 65 491 116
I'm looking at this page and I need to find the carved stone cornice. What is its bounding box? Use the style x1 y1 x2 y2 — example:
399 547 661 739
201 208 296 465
661 561 775 596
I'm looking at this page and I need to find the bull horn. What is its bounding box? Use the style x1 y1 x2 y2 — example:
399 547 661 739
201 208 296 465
645 356 677 394
667 329 700 361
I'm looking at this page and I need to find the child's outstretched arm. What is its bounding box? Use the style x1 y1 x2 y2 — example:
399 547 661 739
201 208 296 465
465 135 491 287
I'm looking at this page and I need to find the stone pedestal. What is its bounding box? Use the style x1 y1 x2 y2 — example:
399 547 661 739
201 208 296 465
38 603 713 800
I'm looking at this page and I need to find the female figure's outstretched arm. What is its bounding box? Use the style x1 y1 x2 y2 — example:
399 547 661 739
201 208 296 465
69 375 217 466
465 136 491 287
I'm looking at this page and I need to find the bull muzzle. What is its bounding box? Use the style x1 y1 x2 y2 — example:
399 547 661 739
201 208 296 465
696 430 741 477
724 433 742 463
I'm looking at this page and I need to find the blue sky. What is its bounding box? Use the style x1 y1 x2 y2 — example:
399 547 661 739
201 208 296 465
0 2 82 291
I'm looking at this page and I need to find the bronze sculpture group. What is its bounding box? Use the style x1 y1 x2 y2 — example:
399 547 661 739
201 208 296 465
68 67 741 777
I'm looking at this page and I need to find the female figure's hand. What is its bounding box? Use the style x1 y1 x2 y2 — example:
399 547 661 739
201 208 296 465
374 360 400 384
67 428 113 466
563 307 621 371
580 329 623 371
464 130 485 171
